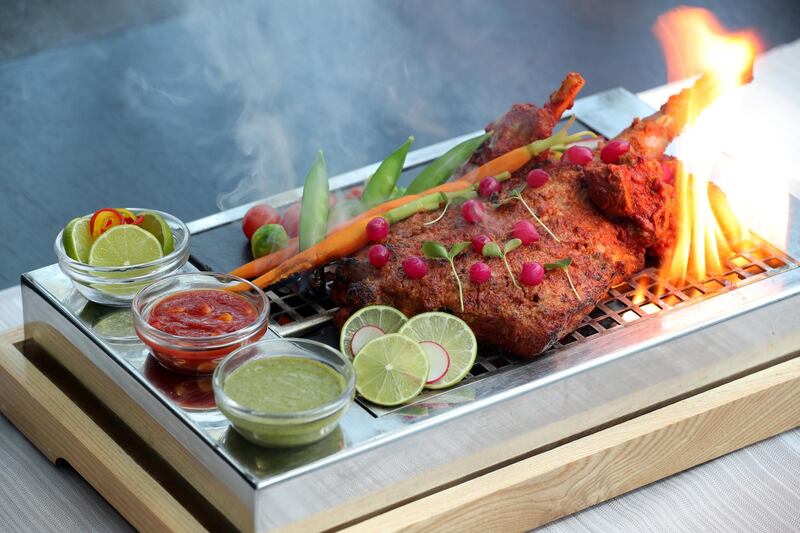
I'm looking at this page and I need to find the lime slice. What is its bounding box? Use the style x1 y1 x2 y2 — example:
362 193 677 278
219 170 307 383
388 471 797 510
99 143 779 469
399 312 477 389
62 217 93 263
137 211 174 254
353 333 429 406
339 305 408 358
88 225 164 267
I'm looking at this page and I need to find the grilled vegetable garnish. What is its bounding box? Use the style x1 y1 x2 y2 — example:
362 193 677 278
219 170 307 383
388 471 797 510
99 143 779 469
299 150 330 251
229 123 590 288
544 258 580 299
361 136 414 207
237 188 476 290
406 132 491 195
459 116 595 186
230 241 298 279
482 239 523 289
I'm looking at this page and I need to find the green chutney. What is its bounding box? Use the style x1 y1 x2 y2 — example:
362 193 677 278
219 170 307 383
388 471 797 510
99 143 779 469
224 357 346 412
220 356 350 448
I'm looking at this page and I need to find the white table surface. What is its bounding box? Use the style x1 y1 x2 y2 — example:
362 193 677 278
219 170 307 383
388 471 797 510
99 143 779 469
2 39 800 533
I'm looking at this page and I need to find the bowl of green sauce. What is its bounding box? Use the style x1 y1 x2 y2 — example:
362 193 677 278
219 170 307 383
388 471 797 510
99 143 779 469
213 338 355 448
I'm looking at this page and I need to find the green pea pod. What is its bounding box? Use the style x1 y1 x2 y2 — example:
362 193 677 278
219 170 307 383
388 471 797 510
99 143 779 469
405 132 491 195
361 136 414 207
387 186 407 200
406 133 491 194
299 150 329 251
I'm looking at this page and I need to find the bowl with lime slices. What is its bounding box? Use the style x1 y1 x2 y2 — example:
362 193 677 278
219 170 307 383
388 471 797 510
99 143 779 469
55 208 190 306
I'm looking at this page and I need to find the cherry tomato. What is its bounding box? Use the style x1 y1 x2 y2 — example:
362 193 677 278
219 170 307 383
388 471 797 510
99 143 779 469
242 204 281 240
281 203 302 238
345 186 363 200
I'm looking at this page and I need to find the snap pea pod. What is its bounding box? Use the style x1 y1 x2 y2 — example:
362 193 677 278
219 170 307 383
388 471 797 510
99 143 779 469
299 150 329 251
384 188 476 224
387 186 407 200
361 136 414 207
405 132 491 195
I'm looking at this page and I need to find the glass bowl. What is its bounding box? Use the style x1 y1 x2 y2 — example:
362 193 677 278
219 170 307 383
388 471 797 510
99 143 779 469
213 338 355 448
132 273 270 375
54 209 190 306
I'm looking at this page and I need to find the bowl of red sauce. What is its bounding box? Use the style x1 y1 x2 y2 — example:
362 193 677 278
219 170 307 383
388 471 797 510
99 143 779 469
132 272 270 375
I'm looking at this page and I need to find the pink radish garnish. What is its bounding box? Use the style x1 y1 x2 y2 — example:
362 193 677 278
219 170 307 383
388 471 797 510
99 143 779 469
420 341 450 384
350 325 384 356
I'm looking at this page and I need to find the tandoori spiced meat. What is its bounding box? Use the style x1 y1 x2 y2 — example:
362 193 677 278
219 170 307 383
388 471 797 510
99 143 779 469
332 163 646 356
466 72 586 167
330 75 714 357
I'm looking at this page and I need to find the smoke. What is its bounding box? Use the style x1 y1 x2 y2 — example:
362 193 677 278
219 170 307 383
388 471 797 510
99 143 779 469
119 0 475 212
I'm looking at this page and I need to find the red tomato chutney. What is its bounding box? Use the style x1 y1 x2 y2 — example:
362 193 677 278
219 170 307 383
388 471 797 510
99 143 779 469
144 289 266 375
148 290 257 337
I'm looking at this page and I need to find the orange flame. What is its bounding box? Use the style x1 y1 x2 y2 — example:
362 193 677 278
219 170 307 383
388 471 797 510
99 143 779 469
652 8 764 289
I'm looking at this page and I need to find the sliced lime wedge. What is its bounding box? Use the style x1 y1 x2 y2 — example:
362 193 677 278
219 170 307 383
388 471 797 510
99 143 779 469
353 333 428 406
88 225 163 268
137 211 174 255
399 312 477 389
62 217 93 263
339 305 408 358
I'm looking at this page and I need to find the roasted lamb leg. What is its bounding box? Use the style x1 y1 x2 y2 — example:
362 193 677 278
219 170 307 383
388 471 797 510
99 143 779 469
331 74 718 357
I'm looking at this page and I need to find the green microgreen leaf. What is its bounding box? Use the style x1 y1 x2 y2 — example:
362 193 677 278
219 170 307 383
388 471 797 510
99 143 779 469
501 254 520 289
482 242 502 258
448 241 471 259
544 258 573 270
422 241 449 260
504 238 522 254
482 239 521 289
422 240 468 312
544 257 580 299
504 187 561 243
509 185 526 197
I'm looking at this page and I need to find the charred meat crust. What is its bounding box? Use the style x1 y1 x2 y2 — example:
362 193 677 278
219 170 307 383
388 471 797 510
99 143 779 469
331 164 645 357
584 157 675 254
465 73 585 170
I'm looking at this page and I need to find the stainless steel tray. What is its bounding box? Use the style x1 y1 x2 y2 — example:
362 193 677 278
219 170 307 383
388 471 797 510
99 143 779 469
21 88 800 532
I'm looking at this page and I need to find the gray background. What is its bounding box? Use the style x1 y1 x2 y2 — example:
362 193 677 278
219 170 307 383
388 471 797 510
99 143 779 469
2 0 800 287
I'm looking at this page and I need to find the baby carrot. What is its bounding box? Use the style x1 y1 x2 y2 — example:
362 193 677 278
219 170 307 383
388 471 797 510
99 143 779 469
245 218 372 290
230 239 299 279
229 184 466 280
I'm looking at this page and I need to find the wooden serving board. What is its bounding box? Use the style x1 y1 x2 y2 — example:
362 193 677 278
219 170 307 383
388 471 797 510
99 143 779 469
1 326 799 533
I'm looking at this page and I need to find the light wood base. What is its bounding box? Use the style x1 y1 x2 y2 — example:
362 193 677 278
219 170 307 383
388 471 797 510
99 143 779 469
346 355 800 532
0 328 205 533
1 326 798 532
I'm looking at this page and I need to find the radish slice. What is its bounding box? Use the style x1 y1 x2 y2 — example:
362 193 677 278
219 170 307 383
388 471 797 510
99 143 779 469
420 341 450 384
350 325 384 356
